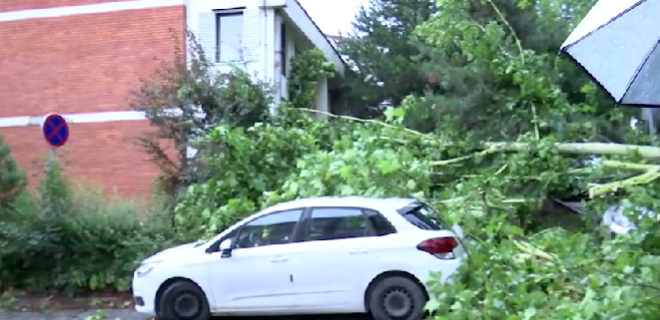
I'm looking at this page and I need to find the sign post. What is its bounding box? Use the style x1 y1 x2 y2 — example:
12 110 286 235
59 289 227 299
40 113 69 161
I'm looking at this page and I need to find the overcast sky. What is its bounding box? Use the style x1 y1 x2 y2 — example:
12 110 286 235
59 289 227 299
298 0 368 35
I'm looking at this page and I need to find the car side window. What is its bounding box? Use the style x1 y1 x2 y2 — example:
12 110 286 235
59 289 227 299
364 209 397 236
234 209 303 249
221 228 239 243
306 208 368 241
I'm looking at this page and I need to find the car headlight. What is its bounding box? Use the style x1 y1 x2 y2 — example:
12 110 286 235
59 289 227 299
135 261 161 277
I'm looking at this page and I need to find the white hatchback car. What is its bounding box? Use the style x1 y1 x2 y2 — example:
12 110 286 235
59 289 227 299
132 196 465 320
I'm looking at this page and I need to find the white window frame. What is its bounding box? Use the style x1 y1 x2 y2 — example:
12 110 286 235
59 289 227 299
214 8 244 63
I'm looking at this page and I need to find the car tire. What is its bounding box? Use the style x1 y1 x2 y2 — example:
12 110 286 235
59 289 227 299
367 276 427 320
157 280 211 320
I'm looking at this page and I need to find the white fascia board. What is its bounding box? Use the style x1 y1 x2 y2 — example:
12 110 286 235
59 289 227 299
0 109 189 128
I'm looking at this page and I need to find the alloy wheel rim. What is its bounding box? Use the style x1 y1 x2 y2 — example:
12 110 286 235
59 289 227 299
381 287 414 319
173 292 201 319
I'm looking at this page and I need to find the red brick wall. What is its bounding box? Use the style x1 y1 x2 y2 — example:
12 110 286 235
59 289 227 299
0 5 185 198
1 120 171 199
0 6 185 117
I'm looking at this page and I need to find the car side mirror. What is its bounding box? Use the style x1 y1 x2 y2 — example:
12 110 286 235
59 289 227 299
219 239 233 258
451 224 464 239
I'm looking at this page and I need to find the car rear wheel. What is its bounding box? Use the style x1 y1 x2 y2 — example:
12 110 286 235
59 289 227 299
367 276 427 320
157 280 211 320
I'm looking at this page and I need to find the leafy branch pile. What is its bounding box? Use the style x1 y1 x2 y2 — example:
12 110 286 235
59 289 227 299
176 105 660 318
1 0 660 317
175 0 660 319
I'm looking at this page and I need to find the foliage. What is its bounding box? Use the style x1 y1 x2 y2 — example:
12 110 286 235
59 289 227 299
174 112 348 241
337 0 437 118
165 46 336 240
287 48 336 109
0 163 174 292
37 161 71 216
5 5 660 319
408 0 633 141
336 0 631 139
174 100 660 318
0 135 26 213
174 0 660 315
131 31 273 196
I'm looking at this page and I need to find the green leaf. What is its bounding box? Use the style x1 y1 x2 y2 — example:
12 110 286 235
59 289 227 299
424 299 440 313
523 307 536 320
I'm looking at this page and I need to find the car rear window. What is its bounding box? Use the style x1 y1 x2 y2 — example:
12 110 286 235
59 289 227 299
398 203 447 230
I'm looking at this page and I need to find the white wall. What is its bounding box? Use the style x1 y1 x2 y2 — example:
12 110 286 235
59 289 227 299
186 0 342 114
274 13 284 101
187 0 281 112
187 0 264 75
274 12 297 102
315 78 329 118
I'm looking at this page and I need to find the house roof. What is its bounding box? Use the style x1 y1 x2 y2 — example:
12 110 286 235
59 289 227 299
324 34 343 49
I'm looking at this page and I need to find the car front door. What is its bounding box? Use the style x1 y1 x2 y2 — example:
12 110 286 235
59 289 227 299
286 207 386 309
208 208 305 311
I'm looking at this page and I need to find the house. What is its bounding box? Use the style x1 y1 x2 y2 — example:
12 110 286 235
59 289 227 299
0 0 345 198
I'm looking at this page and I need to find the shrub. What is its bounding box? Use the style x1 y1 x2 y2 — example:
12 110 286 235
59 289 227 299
174 117 329 241
174 108 434 241
0 135 26 213
0 162 176 292
132 32 273 197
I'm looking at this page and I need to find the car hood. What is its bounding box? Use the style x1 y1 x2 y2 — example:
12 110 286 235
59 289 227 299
143 240 205 263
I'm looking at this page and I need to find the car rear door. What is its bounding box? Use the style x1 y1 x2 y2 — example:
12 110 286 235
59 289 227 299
283 207 390 310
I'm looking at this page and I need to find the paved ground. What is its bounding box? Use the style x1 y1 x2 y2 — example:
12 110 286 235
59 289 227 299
0 309 148 320
0 310 372 320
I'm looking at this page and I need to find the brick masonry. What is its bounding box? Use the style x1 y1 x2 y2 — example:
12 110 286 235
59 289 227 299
1 120 173 198
0 6 186 117
0 4 185 198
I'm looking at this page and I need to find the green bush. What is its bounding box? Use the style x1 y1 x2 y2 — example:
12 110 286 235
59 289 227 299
0 162 176 292
175 119 324 241
0 134 26 213
174 108 436 241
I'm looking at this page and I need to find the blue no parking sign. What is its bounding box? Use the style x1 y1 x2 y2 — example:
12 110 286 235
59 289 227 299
40 113 69 148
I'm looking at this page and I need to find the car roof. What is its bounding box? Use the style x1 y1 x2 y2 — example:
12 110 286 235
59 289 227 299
264 196 418 213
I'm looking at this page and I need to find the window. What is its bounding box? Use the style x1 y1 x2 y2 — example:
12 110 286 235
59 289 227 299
206 227 240 253
219 227 239 244
216 12 243 63
234 209 303 249
306 208 368 241
398 203 447 230
364 209 397 236
281 23 287 76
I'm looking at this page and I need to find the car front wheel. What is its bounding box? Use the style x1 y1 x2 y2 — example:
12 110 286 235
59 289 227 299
157 280 211 320
367 276 427 320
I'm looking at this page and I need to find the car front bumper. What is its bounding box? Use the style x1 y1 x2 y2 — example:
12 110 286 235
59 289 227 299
131 275 158 316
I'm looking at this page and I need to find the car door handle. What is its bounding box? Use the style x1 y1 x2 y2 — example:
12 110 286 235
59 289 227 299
271 256 288 263
349 248 368 254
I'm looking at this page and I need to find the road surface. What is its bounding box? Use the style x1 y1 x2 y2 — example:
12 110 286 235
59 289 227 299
0 310 372 320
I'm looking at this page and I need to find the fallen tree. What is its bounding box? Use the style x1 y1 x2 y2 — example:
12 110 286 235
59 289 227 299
173 104 660 319
174 0 660 317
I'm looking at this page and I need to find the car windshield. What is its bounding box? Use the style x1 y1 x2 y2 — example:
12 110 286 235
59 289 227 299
397 202 446 230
